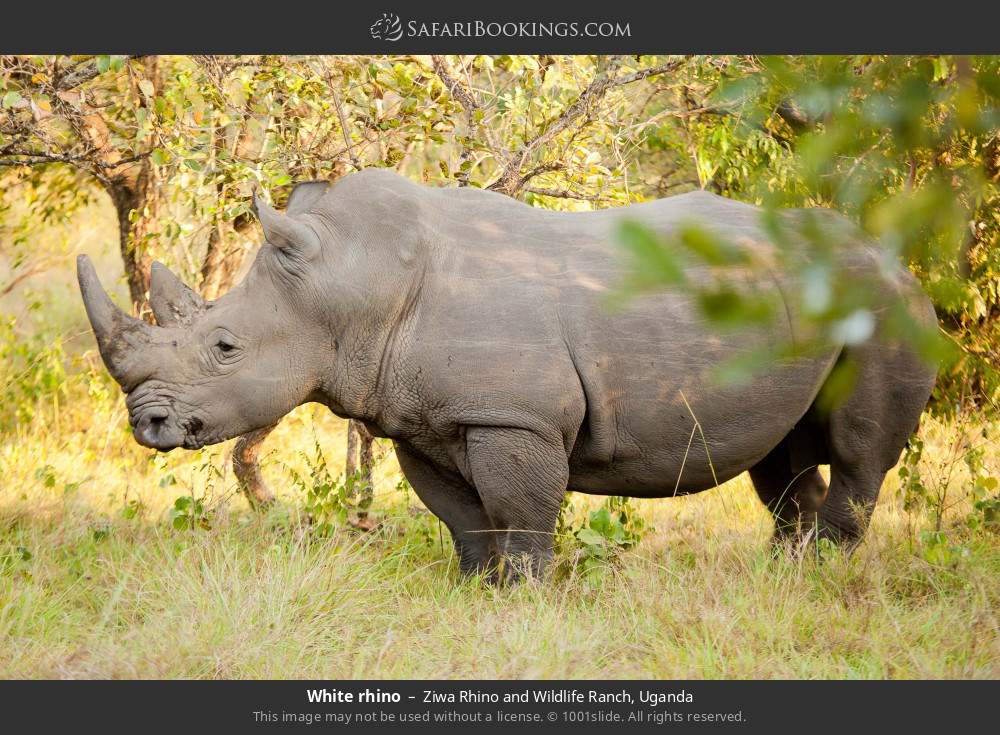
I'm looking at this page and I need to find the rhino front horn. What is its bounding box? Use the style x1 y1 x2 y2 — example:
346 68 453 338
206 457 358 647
77 254 156 386
149 262 206 327
253 191 320 259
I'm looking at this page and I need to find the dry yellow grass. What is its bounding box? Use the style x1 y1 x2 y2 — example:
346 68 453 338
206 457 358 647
1 394 997 679
2 229 998 679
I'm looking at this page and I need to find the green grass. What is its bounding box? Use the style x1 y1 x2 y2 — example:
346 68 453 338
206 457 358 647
1 398 998 679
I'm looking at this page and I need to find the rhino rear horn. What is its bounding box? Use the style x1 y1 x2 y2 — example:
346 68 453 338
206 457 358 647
253 191 321 260
149 262 206 327
77 254 157 386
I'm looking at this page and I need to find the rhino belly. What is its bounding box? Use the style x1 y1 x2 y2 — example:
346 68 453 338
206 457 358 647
564 345 837 499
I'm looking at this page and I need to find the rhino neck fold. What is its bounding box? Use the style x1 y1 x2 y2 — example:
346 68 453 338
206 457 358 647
317 266 426 433
317 323 398 430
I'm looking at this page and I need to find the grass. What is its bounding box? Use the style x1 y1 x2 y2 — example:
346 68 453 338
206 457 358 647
1 391 998 679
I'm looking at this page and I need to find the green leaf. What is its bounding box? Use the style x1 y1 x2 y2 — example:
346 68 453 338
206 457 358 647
616 219 686 288
588 507 613 535
712 346 779 385
677 224 747 266
1 91 23 109
816 358 859 413
575 528 606 547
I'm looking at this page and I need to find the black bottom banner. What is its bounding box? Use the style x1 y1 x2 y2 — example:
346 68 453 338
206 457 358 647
0 680 995 732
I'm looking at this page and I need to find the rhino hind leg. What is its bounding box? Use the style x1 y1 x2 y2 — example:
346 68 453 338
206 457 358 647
752 332 934 546
749 437 829 541
816 339 935 544
393 441 500 581
464 426 568 584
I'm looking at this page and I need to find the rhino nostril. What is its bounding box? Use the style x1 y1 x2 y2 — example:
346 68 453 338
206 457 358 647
146 408 169 429
188 417 204 435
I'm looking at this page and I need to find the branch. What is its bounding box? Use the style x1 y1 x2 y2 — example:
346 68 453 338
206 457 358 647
0 148 149 170
518 161 564 187
488 57 689 196
430 55 479 120
528 58 687 155
775 99 817 132
52 55 142 92
612 60 690 87
0 262 50 296
628 104 734 133
331 84 359 170
524 186 611 203
430 55 506 186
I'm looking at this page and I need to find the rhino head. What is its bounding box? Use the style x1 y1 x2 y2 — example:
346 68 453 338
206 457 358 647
78 184 346 451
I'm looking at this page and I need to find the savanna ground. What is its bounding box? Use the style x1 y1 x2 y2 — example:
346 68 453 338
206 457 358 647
2 402 998 679
1 231 998 679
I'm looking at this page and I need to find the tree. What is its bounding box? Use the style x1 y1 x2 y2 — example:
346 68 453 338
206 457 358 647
657 56 1000 413
1 55 162 314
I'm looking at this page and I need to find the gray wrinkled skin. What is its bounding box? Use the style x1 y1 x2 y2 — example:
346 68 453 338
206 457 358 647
79 169 937 582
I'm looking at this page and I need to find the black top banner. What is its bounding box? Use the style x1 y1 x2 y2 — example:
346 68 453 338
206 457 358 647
1 1 999 54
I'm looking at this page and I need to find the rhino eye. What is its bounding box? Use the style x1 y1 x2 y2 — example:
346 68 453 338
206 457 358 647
211 335 241 362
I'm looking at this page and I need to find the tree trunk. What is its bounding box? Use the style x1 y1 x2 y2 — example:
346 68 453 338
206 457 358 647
345 419 375 525
199 122 255 301
233 423 278 507
200 218 250 300
97 56 164 318
104 159 160 317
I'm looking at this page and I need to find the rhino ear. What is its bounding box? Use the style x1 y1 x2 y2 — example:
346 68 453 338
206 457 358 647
149 262 206 327
253 190 321 260
286 181 331 216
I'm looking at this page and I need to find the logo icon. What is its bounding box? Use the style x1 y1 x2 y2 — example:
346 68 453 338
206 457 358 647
370 13 403 41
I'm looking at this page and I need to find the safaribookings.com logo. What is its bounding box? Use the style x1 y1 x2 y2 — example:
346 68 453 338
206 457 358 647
370 13 404 41
369 13 631 41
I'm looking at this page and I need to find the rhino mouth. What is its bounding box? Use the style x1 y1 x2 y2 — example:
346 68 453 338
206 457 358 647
128 396 207 452
181 417 206 450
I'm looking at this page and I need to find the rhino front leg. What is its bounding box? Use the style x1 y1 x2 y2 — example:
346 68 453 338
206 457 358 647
393 442 500 579
465 426 568 584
